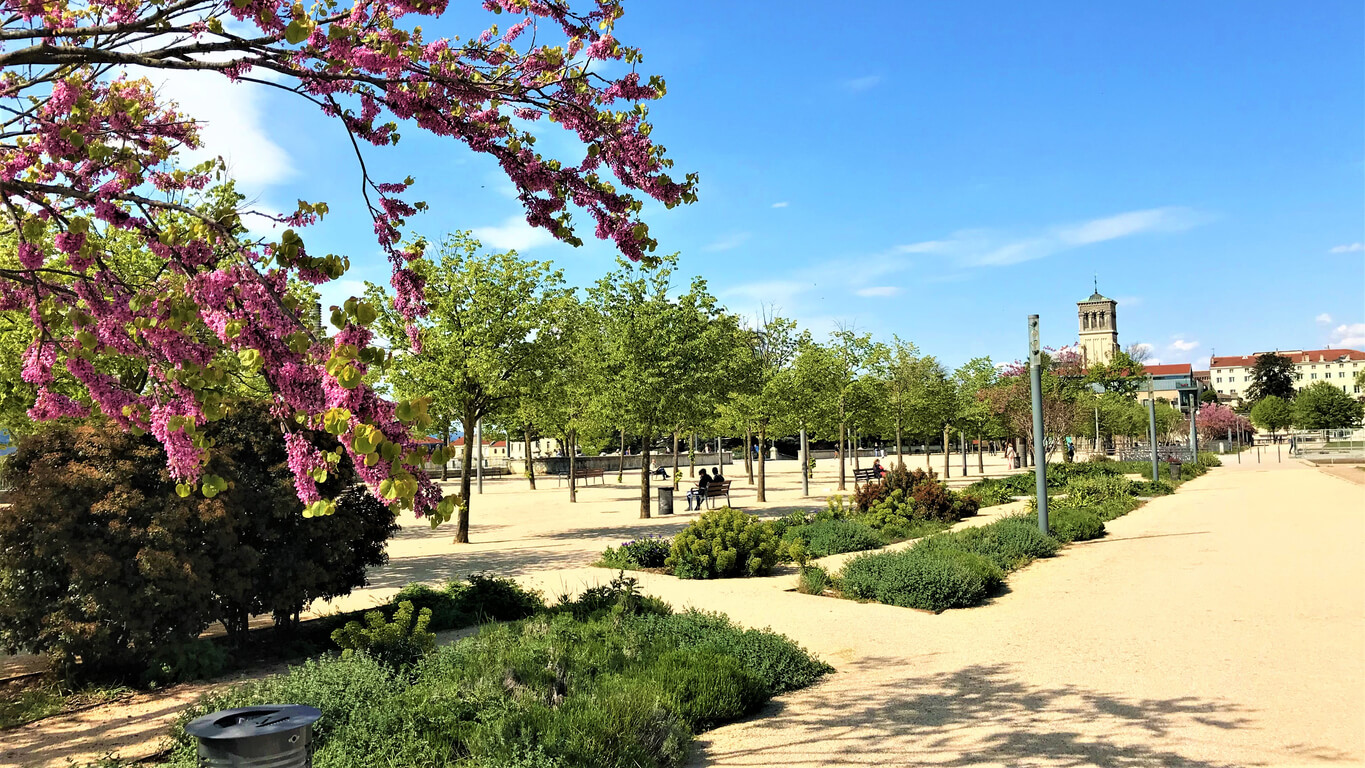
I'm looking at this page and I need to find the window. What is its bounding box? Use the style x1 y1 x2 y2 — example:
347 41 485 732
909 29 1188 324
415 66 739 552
1244 376 1249 382
1230 389 1237 395
1217 389 1224 394
1216 377 1222 383
1341 372 1348 378
1311 373 1317 379
1356 386 1362 394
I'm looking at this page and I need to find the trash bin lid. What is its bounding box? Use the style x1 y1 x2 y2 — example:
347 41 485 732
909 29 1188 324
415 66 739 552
185 705 322 741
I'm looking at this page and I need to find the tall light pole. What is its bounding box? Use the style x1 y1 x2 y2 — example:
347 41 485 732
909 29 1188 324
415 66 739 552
475 418 483 494
1146 378 1160 481
799 426 809 496
1188 380 1201 460
1029 315 1048 534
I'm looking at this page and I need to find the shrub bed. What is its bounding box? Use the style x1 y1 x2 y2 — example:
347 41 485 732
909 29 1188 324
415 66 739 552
165 588 830 768
597 535 672 570
667 508 780 579
782 518 882 559
1046 507 1105 543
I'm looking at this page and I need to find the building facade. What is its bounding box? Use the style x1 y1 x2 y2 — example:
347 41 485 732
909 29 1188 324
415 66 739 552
1077 289 1119 367
1209 348 1365 402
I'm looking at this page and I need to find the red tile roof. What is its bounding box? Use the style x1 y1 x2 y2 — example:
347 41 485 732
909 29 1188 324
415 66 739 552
1144 363 1192 376
1210 349 1365 368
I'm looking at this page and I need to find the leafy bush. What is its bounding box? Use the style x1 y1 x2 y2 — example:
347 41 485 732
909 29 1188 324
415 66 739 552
798 566 830 595
331 601 436 669
962 477 1017 506
598 535 671 569
1047 507 1105 543
840 547 1003 612
1085 496 1143 522
1063 474 1135 506
667 508 780 579
1129 479 1174 497
141 639 228 688
0 409 399 683
555 572 671 621
390 575 544 632
165 609 830 768
783 518 882 558
912 516 1058 572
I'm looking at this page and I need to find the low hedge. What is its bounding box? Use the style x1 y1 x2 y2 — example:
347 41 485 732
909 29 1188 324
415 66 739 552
840 547 1003 612
782 518 882 559
165 604 830 768
1047 506 1105 543
666 508 780 580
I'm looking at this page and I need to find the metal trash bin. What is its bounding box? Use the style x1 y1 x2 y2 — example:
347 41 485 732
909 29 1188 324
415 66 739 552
658 487 674 515
1167 460 1182 482
185 705 321 767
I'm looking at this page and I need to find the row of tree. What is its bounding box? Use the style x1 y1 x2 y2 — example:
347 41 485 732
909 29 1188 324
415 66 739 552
362 234 1209 540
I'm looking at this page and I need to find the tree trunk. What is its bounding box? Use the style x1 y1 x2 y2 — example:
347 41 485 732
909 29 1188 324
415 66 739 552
455 411 475 543
640 435 652 519
441 425 450 481
689 434 696 477
942 425 950 478
837 422 847 490
757 421 767 503
977 433 984 473
568 429 577 503
524 426 536 489
853 428 860 470
895 416 903 468
671 431 681 489
745 426 754 484
617 429 626 483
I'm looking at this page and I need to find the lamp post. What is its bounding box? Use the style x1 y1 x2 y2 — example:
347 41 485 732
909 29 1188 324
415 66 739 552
1146 379 1160 482
1028 315 1048 535
799 426 809 497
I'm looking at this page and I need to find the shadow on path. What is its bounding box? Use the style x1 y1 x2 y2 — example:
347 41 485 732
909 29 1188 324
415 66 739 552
692 660 1275 767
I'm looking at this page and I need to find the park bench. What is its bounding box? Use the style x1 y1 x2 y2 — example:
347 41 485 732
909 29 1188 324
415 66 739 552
853 467 881 485
557 467 605 486
702 479 732 509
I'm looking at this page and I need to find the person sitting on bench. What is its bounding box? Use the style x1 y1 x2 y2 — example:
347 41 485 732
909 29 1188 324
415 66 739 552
651 462 669 479
686 468 712 511
871 459 886 479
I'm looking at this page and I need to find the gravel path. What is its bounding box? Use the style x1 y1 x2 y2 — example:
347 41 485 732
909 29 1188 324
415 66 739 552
6 456 1361 767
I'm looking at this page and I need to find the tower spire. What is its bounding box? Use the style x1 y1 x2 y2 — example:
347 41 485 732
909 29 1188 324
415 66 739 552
1093 274 1098 295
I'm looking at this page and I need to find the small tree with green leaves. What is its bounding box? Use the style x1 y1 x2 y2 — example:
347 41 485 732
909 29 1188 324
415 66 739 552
1246 352 1297 403
1293 381 1364 432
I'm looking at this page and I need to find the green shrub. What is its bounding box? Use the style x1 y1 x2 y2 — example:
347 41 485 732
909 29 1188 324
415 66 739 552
667 508 780 579
141 638 228 688
331 600 436 669
555 572 671 621
1047 507 1105 543
1129 479 1174 497
840 547 1003 612
1087 496 1142 522
868 516 951 543
1197 451 1222 468
783 518 882 558
962 477 1017 507
598 535 672 569
914 516 1058 572
455 573 545 622
797 566 830 595
1063 474 1135 506
166 610 829 768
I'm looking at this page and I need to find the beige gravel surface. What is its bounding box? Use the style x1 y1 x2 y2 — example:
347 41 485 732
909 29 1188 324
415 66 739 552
5 455 1361 767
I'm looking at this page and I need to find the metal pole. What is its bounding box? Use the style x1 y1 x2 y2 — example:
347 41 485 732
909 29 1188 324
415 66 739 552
961 431 967 475
1189 382 1200 460
1147 397 1159 482
1028 315 1048 534
1236 423 1242 463
1094 407 1100 455
475 418 483 494
800 427 809 496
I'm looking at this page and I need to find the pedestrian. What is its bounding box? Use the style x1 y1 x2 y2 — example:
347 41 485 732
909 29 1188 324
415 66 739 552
1005 442 1018 469
686 468 712 510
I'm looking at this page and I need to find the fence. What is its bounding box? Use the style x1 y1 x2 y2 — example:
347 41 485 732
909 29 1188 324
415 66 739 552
1115 443 1193 462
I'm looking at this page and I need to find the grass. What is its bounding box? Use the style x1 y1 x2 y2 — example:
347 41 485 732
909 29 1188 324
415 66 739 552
159 588 830 768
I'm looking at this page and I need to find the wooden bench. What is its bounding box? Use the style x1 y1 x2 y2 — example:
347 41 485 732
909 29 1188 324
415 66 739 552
557 467 606 486
702 479 732 509
853 467 881 485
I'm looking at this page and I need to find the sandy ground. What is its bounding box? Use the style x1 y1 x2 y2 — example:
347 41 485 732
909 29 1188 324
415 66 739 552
4 453 1362 767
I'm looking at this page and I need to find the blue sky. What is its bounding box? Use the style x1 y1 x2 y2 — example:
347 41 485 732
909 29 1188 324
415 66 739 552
166 0 1363 370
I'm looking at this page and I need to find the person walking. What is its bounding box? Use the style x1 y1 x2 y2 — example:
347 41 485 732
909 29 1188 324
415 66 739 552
1005 441 1018 469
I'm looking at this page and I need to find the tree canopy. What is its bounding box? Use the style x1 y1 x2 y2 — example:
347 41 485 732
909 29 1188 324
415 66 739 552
1246 353 1297 402
1292 381 1364 431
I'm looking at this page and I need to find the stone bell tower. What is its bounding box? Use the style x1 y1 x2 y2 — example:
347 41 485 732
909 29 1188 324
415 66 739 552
1077 279 1119 367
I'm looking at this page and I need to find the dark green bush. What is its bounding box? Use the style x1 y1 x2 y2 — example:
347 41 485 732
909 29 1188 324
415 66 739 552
783 518 882 558
331 600 436 669
1087 496 1142 522
1062 474 1135 506
165 609 829 768
1129 479 1175 497
141 639 228 688
962 477 1017 507
554 572 671 621
1047 507 1105 543
667 508 780 579
840 547 1003 612
598 535 671 569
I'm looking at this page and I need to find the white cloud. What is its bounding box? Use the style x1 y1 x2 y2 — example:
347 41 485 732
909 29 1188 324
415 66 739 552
472 216 556 252
1170 339 1199 352
1316 313 1333 324
771 201 789 209
1329 243 1363 253
702 232 751 252
893 207 1203 270
1116 296 1143 307
155 70 295 192
855 286 900 298
843 75 881 92
1329 322 1365 349
1054 207 1199 246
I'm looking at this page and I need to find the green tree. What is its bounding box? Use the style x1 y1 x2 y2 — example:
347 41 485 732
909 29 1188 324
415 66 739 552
1292 381 1364 431
828 326 876 490
366 233 570 543
589 257 731 518
871 337 920 464
1084 349 1147 396
904 355 958 475
1246 352 1297 402
954 357 998 471
731 313 799 502
1249 395 1293 439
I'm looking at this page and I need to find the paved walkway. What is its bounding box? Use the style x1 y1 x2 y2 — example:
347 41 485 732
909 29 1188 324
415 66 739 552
5 458 1362 767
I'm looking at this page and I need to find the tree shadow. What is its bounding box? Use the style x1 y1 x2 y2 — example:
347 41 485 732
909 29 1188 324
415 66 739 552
689 660 1297 767
365 544 590 587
